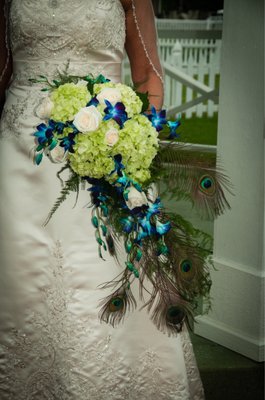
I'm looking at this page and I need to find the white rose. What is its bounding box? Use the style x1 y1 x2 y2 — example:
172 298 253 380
147 184 158 201
36 96 54 120
126 186 148 210
73 106 102 133
105 128 119 146
97 88 122 105
47 145 68 164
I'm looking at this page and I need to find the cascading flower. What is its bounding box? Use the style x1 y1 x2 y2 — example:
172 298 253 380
32 72 231 337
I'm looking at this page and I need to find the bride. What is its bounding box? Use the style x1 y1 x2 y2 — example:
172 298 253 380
0 1 205 399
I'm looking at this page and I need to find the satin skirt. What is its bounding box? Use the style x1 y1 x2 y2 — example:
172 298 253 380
0 66 205 400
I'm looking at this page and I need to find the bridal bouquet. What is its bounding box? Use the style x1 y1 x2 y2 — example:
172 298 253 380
32 73 231 335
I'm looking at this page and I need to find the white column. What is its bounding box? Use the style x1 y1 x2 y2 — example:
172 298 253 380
194 0 264 361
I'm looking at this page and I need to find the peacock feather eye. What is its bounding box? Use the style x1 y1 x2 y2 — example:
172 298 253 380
179 259 196 281
109 297 124 312
166 306 185 326
181 259 192 273
199 175 216 195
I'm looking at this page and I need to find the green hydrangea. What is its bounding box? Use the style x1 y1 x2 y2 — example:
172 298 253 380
48 81 159 185
94 82 143 118
51 83 91 122
113 115 159 184
69 120 117 178
68 114 158 184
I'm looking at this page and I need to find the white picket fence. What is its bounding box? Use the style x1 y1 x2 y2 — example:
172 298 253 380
155 18 223 35
122 19 222 119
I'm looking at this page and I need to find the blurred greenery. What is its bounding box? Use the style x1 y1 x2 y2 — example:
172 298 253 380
159 113 218 146
174 73 219 146
178 113 218 145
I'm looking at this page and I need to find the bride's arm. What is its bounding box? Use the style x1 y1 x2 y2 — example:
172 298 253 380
122 0 164 111
0 0 12 115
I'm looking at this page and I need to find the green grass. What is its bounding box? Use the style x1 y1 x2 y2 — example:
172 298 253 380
171 72 219 146
160 114 218 146
159 113 218 163
178 114 218 145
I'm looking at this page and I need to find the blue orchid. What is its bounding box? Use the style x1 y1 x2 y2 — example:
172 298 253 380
34 120 55 147
59 131 76 153
139 217 152 235
146 197 163 218
110 154 125 177
103 100 128 127
54 121 66 135
147 106 167 132
87 180 107 206
87 96 99 107
135 227 149 244
155 220 171 235
34 120 60 164
167 120 181 139
120 216 134 233
116 174 129 186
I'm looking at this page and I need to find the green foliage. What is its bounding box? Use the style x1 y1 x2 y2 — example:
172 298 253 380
165 212 213 255
43 169 80 226
135 91 150 113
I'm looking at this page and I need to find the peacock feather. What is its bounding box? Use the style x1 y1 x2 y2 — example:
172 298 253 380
98 279 137 327
35 72 232 336
142 272 194 335
153 145 233 219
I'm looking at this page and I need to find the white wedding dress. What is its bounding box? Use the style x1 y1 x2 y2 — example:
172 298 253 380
0 1 205 399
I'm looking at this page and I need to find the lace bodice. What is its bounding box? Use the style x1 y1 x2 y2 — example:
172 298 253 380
9 0 126 84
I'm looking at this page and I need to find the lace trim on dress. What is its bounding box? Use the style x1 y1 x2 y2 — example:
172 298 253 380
11 60 108 86
0 61 108 140
9 0 125 60
0 94 31 139
0 240 201 400
0 84 44 139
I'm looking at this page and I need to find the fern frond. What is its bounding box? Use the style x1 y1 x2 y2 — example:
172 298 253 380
43 172 80 226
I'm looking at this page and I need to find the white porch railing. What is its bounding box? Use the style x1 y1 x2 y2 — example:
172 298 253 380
156 18 223 37
122 19 222 119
